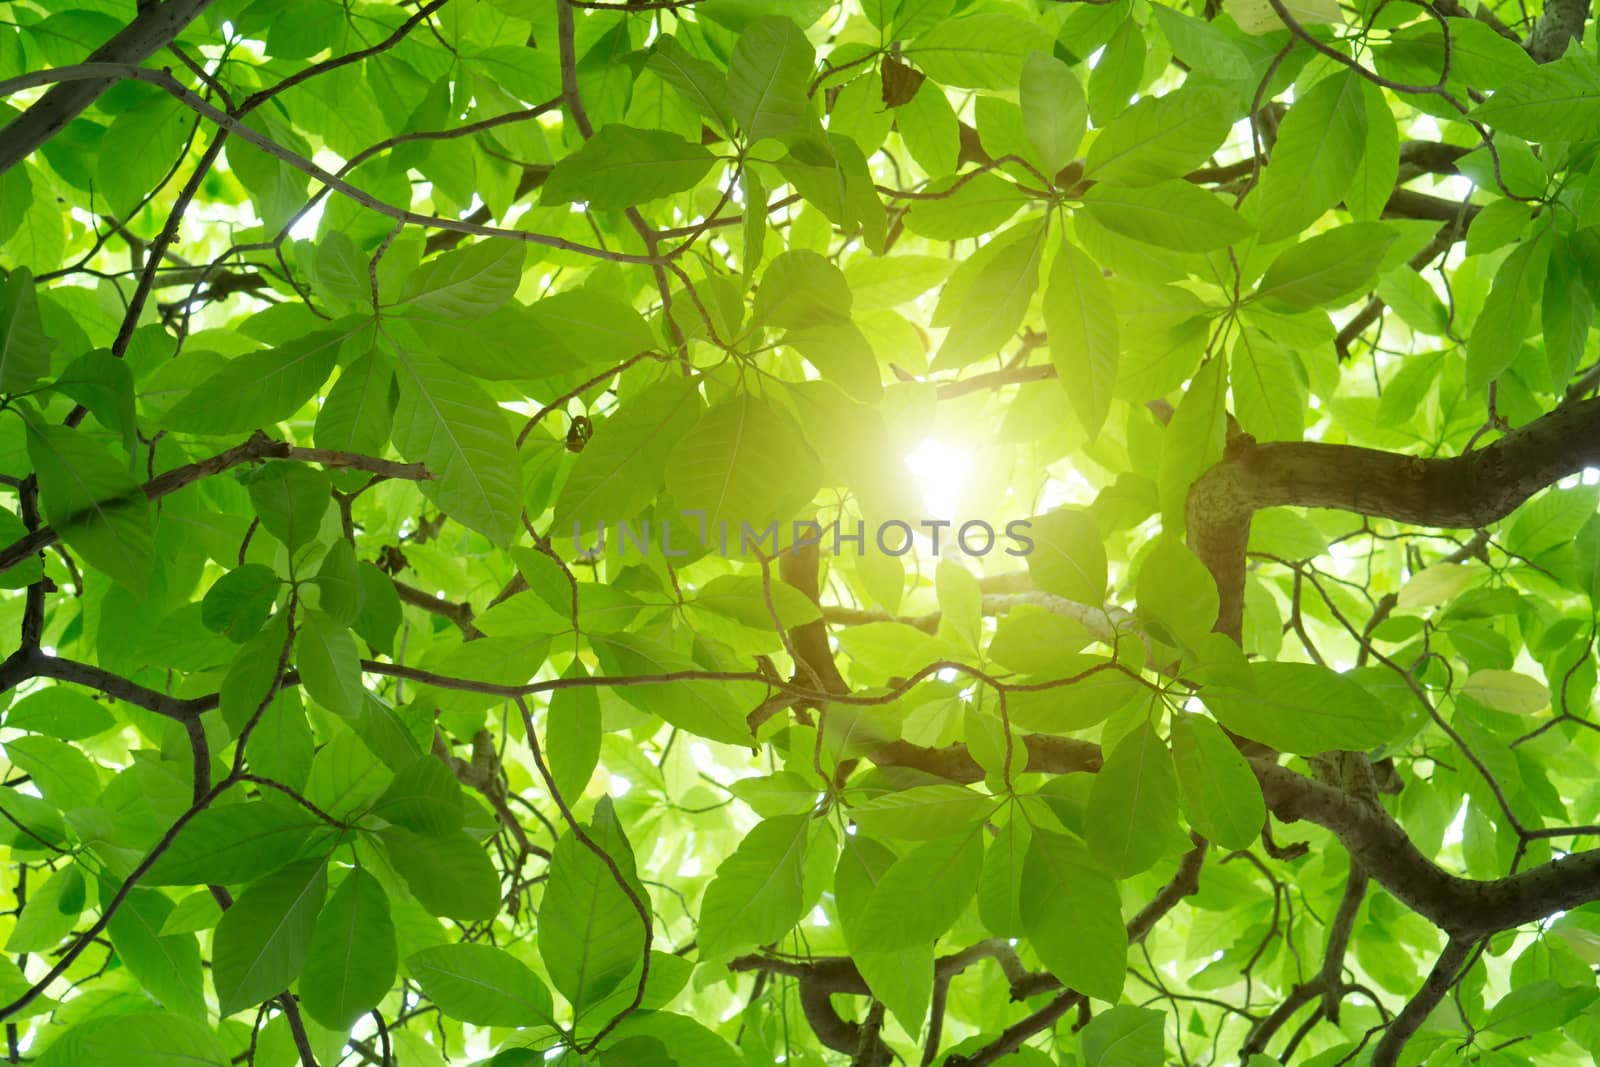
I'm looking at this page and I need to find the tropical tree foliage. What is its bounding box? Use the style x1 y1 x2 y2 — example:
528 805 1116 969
1 0 1600 1065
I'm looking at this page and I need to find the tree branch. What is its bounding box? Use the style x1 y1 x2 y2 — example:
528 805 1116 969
1188 396 1600 640
0 0 218 177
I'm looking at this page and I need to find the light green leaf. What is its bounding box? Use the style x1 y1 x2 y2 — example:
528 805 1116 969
1020 830 1125 1001
0 267 52 392
697 813 810 959
1471 55 1600 142
1081 1005 1167 1066
855 827 983 951
543 125 716 210
555 376 703 527
106 888 205 1019
406 943 556 1027
1171 714 1264 850
1019 51 1085 175
25 418 152 591
1136 536 1220 648
727 16 815 143
1045 238 1119 439
299 868 397 1031
547 661 602 805
163 330 345 435
1087 723 1179 877
1026 508 1107 605
665 393 821 528
212 858 328 1016
392 345 522 545
1254 223 1397 308
905 13 1053 89
1085 87 1234 186
1200 662 1404 754
539 797 647 1020
1253 69 1367 241
1082 181 1251 252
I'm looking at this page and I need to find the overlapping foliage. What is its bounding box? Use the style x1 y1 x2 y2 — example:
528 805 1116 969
0 0 1599 1065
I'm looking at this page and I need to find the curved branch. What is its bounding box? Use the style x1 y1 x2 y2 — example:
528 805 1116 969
1189 396 1600 640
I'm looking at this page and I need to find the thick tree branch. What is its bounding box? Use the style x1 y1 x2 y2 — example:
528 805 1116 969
0 0 217 176
1188 396 1600 640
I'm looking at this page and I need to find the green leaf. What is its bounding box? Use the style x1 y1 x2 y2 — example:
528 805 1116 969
1461 669 1550 714
212 857 329 1016
299 868 397 1031
379 826 501 920
647 35 732 134
1081 181 1251 252
1025 508 1106 604
728 16 816 143
373 756 463 836
392 344 522 546
6 864 86 952
547 661 602 805
315 540 363 626
697 814 811 959
162 330 345 435
1230 329 1306 443
543 125 716 210
1254 223 1397 308
35 1012 229 1067
202 564 280 643
220 616 290 734
146 801 316 886
855 827 983 950
25 418 152 591
297 610 364 716
1136 536 1220 647
1471 55 1600 142
665 394 821 528
4 688 115 741
904 172 1026 240
1466 232 1550 393
1019 51 1085 175
1171 714 1264 850
904 13 1053 89
315 347 393 457
354 563 401 656
933 220 1046 368
406 943 556 1027
1253 70 1367 242
1348 80 1400 221
1020 830 1125 1001
1157 355 1227 530
4 735 100 809
106 888 206 1019
97 94 189 218
1081 1006 1166 1066
849 784 998 840
1085 87 1233 186
1044 238 1119 438
0 266 52 392
1087 723 1179 877
245 461 331 552
398 242 524 319
1200 662 1404 754
555 376 703 527
1482 979 1599 1038
539 797 647 1020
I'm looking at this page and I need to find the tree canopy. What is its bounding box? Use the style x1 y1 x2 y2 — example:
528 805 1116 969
1 0 1600 1064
